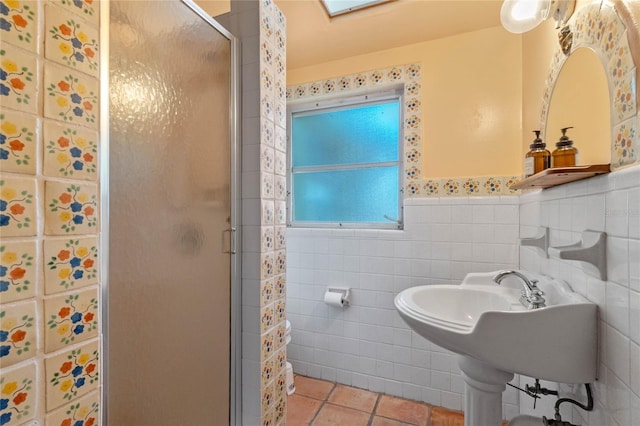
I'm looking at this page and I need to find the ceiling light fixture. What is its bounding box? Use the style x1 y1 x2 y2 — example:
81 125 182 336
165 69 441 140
320 0 394 18
500 0 576 33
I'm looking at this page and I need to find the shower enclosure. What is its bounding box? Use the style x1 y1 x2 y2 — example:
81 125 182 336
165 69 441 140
104 1 239 424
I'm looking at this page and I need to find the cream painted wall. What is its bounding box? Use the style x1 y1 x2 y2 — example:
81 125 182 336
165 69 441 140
545 48 611 165
522 0 595 160
194 0 230 17
288 26 523 179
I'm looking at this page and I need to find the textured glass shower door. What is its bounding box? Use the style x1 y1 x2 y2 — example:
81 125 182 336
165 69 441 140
107 1 234 424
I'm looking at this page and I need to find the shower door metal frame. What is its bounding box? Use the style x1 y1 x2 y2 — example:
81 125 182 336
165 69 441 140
99 0 242 424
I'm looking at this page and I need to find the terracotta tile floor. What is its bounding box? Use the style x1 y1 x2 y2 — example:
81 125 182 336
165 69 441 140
286 375 466 426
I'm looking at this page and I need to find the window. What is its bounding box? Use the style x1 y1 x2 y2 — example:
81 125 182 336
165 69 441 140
288 90 403 229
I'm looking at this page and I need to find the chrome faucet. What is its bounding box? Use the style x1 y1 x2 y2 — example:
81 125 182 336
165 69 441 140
493 270 546 309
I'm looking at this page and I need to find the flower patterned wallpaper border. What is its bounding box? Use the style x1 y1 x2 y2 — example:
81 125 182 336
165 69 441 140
287 64 522 198
539 1 639 169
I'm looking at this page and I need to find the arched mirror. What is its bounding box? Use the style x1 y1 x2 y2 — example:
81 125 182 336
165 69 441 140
538 1 639 173
545 48 611 165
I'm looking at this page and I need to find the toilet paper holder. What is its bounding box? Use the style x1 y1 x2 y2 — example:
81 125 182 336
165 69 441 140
325 287 351 307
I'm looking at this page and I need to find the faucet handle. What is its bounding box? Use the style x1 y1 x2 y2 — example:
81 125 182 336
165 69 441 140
530 279 544 295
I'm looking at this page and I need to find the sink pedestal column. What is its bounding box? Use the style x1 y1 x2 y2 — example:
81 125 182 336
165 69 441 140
458 355 514 426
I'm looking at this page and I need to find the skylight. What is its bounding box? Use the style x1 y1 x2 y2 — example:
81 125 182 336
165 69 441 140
320 0 393 17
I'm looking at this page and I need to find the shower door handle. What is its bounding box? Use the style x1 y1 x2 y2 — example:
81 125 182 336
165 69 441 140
223 227 237 254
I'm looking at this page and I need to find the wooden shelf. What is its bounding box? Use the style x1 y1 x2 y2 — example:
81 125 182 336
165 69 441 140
510 164 611 190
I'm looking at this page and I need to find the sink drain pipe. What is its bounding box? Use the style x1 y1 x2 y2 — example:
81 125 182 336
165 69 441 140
507 381 593 426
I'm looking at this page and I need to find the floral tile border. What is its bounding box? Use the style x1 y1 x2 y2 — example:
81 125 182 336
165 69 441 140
0 109 38 175
0 239 37 303
0 361 36 425
289 63 510 200
0 300 36 368
288 64 522 199
612 117 638 167
407 175 521 198
541 1 639 171
261 0 287 416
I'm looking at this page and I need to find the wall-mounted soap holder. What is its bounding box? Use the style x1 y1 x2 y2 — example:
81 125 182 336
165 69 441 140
520 226 549 258
548 230 607 280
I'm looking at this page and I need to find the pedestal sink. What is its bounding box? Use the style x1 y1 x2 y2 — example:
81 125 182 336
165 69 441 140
394 271 597 426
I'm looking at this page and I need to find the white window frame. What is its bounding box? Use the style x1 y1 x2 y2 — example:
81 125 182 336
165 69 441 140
286 87 404 229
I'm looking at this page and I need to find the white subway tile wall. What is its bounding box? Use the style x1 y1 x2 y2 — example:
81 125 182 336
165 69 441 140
286 196 521 419
287 166 640 424
520 166 640 426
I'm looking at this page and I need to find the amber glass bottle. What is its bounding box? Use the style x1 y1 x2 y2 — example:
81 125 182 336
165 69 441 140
524 130 551 177
552 127 578 167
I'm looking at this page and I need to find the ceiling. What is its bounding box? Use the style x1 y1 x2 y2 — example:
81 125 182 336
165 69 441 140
274 0 504 70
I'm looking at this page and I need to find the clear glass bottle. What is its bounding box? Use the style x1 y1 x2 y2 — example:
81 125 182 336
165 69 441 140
525 130 551 177
552 127 578 167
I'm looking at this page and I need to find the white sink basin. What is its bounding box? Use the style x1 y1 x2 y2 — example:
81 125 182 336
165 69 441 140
395 271 598 384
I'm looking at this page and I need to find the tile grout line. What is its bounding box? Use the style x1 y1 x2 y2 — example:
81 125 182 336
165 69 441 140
306 382 336 425
367 392 383 426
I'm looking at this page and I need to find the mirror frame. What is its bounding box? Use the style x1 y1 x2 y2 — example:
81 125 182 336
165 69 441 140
540 0 639 170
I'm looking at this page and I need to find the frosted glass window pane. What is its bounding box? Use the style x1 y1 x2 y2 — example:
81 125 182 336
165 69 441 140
293 167 399 223
292 101 399 167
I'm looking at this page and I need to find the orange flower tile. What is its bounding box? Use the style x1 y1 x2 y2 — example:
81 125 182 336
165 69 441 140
0 239 37 303
0 0 38 53
0 301 36 368
44 63 98 128
0 110 38 175
51 0 100 26
0 361 36 425
44 287 99 353
44 180 98 235
45 5 99 77
0 44 38 114
45 340 99 411
45 390 100 426
44 236 98 294
43 121 98 180
0 176 37 237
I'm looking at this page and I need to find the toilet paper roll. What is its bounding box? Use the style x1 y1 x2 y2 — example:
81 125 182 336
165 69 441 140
324 291 345 307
